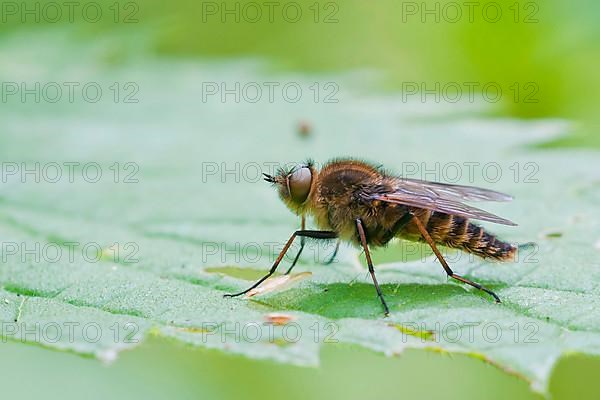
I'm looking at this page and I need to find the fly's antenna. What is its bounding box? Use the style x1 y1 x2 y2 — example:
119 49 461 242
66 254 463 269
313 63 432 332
263 173 276 183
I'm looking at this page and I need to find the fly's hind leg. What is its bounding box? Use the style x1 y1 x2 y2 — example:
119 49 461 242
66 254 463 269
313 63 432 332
410 213 501 303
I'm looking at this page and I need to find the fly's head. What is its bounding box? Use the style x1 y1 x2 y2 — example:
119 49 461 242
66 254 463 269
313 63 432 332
263 161 316 215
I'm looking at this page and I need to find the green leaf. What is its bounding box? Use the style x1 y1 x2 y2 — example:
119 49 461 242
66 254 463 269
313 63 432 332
1 31 599 395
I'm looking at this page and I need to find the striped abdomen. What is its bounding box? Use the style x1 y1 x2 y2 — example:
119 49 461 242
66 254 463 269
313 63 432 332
424 212 516 261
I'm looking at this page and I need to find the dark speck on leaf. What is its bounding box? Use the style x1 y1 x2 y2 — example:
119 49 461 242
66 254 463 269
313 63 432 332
297 120 312 137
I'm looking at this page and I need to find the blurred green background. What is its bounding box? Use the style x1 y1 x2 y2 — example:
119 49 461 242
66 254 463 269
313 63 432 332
1 0 599 399
2 336 600 400
2 0 598 144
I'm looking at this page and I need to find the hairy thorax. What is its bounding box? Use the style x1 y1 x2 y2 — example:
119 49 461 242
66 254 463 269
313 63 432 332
306 160 402 245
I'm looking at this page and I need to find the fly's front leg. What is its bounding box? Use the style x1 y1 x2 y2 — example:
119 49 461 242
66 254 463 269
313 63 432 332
224 230 337 298
323 240 340 265
285 215 306 275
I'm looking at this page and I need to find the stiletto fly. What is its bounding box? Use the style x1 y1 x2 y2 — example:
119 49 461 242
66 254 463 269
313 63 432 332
225 159 522 316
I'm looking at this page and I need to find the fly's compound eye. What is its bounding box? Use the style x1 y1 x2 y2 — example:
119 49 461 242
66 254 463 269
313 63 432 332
288 166 312 204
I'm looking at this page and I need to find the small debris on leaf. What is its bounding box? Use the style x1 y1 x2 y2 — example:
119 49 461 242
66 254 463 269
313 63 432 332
297 120 312 137
245 272 312 297
264 313 296 325
539 229 563 239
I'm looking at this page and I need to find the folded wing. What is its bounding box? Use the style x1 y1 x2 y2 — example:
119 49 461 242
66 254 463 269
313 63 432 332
370 178 517 226
399 178 513 202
